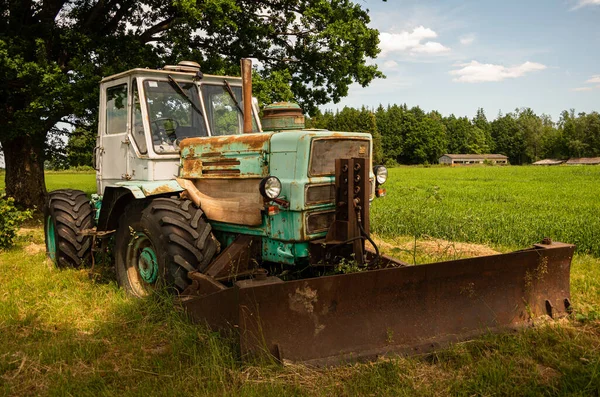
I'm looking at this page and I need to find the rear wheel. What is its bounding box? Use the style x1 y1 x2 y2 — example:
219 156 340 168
44 189 94 267
115 198 218 297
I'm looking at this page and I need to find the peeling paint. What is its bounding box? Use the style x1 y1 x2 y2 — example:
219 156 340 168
288 285 325 336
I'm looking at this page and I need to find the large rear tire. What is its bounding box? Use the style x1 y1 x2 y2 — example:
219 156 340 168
44 189 95 268
114 197 219 297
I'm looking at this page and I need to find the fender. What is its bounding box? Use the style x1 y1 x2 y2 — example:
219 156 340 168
96 180 184 231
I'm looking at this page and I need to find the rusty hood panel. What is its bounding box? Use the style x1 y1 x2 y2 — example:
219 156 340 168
180 133 273 157
179 133 273 179
181 242 574 366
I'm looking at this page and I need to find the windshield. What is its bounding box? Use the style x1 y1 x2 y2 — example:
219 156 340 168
202 84 248 136
144 80 207 154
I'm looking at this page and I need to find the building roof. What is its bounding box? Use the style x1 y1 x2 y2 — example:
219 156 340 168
565 157 600 165
440 154 508 160
532 159 565 165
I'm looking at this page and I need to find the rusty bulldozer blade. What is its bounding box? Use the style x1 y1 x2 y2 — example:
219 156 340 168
180 241 573 366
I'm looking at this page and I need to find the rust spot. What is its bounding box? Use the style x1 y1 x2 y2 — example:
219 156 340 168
144 184 177 195
289 286 318 314
182 159 202 176
180 133 271 154
288 285 325 336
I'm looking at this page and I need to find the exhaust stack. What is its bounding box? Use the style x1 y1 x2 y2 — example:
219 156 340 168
241 58 253 133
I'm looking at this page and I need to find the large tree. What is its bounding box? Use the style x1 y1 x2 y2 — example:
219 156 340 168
0 0 383 208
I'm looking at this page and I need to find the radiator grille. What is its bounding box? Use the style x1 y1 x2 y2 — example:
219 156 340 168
309 139 370 176
305 184 335 205
306 211 335 235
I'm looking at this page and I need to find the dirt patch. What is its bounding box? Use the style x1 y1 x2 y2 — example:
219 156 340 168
24 243 45 255
404 239 499 257
372 235 499 258
536 363 560 384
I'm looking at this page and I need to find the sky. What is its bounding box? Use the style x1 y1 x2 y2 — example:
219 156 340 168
327 0 600 121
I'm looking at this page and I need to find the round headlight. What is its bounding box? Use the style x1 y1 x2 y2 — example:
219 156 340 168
374 165 388 185
259 176 282 199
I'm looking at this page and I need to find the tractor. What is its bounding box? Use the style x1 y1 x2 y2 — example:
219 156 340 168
44 59 574 365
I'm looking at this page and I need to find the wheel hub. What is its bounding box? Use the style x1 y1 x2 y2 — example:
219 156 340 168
138 247 158 283
129 232 159 284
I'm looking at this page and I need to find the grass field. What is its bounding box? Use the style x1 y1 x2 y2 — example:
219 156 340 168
1 167 600 396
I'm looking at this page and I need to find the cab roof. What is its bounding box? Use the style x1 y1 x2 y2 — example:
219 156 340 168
100 68 243 85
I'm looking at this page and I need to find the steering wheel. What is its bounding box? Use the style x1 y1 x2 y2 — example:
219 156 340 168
150 118 180 139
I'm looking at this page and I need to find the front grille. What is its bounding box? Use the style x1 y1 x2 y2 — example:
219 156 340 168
305 184 335 205
309 138 370 176
306 211 335 235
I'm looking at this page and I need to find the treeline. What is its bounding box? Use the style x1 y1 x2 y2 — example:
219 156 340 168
306 105 600 165
51 104 600 169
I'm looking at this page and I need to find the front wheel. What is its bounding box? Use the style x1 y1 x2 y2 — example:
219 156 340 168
44 189 94 267
115 198 219 297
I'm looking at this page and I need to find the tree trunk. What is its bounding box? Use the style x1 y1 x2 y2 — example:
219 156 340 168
1 135 47 209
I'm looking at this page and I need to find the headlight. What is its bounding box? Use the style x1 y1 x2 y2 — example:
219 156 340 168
374 165 388 185
259 176 282 199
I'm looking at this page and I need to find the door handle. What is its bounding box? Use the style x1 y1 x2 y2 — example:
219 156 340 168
93 146 103 171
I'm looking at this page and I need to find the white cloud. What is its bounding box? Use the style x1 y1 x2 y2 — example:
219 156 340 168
382 60 399 69
411 41 451 54
450 60 547 83
572 0 600 9
586 75 600 83
459 35 475 45
379 26 451 56
572 87 593 92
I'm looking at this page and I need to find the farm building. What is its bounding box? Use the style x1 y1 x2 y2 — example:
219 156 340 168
565 157 600 165
532 159 565 166
439 154 509 166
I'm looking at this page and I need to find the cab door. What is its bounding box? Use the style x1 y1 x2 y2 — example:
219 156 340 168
97 78 130 192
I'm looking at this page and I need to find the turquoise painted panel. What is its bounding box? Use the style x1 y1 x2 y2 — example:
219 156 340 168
114 180 184 197
261 238 310 266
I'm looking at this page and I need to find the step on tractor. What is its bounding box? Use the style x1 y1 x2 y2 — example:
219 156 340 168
44 59 574 365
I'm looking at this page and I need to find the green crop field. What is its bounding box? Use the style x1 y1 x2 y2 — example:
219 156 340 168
372 165 600 256
1 167 600 396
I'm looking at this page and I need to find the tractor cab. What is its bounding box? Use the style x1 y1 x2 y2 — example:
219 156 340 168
95 61 261 193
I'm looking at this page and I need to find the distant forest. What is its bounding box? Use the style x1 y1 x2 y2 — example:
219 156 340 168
306 106 600 166
45 105 600 170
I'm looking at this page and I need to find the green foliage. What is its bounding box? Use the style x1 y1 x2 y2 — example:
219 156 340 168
308 106 384 163
67 127 96 168
402 113 447 164
445 114 489 154
0 193 32 249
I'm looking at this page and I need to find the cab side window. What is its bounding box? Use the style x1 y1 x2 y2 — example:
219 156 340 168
106 84 128 134
131 80 147 154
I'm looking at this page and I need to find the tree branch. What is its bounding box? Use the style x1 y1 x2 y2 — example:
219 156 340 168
139 17 176 43
39 0 68 24
102 1 135 35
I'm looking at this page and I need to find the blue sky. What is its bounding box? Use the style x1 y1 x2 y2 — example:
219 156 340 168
327 0 600 121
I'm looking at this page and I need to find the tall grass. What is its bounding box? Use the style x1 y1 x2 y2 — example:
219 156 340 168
1 167 600 395
0 171 96 197
1 231 599 395
372 166 600 256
